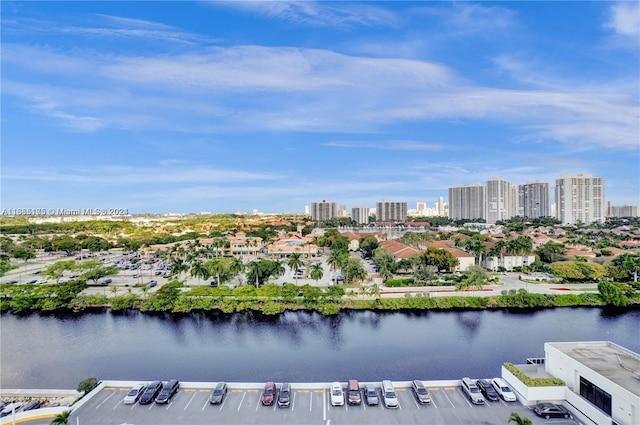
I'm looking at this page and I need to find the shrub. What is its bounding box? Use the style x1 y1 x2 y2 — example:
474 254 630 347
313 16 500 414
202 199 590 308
503 363 564 386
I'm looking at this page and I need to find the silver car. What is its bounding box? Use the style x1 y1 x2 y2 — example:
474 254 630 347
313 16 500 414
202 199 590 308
123 383 146 404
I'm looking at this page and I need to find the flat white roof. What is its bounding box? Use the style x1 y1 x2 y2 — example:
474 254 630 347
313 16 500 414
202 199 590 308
547 341 640 397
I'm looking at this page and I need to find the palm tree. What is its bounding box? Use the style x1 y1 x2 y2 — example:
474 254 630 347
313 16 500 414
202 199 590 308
309 261 324 284
270 260 286 283
190 260 210 285
327 250 345 272
246 260 264 288
287 253 304 283
110 286 118 297
508 412 533 425
50 410 71 425
228 256 245 285
207 259 226 287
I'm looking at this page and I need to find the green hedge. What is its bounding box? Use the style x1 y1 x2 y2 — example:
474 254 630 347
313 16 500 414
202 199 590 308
503 362 565 386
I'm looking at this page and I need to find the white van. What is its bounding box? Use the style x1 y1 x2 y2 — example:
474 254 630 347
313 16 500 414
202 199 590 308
491 378 517 401
381 380 399 408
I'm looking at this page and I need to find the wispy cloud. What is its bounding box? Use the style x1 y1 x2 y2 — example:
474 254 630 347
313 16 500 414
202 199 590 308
324 140 448 151
213 1 399 28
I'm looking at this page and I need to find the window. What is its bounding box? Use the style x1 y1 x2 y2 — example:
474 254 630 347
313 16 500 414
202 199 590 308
579 376 612 416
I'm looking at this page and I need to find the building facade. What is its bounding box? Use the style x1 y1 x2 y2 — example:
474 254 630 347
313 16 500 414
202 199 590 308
311 200 336 222
448 184 485 221
555 174 605 225
518 181 550 219
376 201 407 222
607 203 639 218
351 206 370 225
486 177 518 224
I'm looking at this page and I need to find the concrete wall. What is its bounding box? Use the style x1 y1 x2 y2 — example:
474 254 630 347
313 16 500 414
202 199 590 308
501 366 566 406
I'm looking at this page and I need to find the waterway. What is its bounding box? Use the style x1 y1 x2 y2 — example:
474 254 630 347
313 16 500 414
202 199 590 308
1 307 638 389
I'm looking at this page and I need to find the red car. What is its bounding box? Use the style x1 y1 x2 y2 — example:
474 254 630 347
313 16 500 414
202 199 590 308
261 382 275 406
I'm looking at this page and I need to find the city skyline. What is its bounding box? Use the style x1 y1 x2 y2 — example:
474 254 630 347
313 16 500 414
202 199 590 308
2 1 639 213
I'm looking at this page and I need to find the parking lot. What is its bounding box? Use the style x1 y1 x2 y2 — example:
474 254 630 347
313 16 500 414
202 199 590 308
66 382 579 425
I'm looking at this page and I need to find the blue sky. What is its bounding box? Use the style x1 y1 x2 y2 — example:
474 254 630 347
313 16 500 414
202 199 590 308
1 1 638 214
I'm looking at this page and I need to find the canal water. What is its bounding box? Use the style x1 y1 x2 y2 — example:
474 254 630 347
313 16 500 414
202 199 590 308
1 307 638 389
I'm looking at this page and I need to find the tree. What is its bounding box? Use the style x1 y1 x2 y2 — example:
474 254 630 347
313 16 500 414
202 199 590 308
457 265 488 294
536 241 566 264
327 250 347 272
228 256 245 285
190 260 210 285
309 261 324 284
598 281 629 307
343 257 367 285
508 412 533 425
77 377 98 394
50 410 71 425
11 246 36 262
359 235 379 258
45 260 77 283
621 254 640 282
287 253 304 283
418 247 459 272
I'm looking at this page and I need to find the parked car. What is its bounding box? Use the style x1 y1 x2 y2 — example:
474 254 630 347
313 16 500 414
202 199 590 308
411 380 431 404
381 380 399 408
363 384 379 406
330 382 344 406
0 403 24 417
139 380 162 404
277 382 291 408
261 382 275 406
209 382 228 405
534 402 571 419
21 401 40 411
491 378 516 402
100 278 112 285
461 377 485 404
476 379 500 402
155 379 180 404
124 383 146 404
147 280 157 288
347 379 361 405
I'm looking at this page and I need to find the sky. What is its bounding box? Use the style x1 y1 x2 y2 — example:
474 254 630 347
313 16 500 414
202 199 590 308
1 1 639 214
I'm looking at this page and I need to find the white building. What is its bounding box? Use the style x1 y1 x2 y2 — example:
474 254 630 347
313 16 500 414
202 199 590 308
486 176 518 224
502 341 639 425
555 174 605 225
351 206 370 225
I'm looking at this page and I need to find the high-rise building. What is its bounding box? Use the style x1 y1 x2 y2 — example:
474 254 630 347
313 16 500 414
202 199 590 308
351 206 370 225
435 196 447 216
486 177 518 224
416 202 427 216
337 204 348 218
518 181 550 219
448 184 485 220
376 200 407 222
555 174 605 225
311 200 336 222
607 203 639 218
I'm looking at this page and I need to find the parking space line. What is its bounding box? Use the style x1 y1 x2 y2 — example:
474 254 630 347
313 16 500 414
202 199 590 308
184 391 198 411
112 399 123 410
457 388 474 408
291 391 296 412
219 394 227 411
323 390 326 421
199 389 209 393
237 391 246 411
255 396 261 411
310 391 313 411
441 389 455 408
95 390 116 409
431 397 438 408
201 395 210 411
412 395 420 409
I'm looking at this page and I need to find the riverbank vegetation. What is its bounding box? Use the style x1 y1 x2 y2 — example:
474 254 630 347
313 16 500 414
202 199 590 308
1 279 636 316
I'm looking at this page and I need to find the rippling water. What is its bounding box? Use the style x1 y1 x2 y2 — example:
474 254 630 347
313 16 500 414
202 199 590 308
1 307 638 388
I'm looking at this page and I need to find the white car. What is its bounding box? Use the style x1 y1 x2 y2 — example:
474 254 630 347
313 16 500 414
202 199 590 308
123 383 146 404
491 378 516 402
381 380 399 408
330 382 344 406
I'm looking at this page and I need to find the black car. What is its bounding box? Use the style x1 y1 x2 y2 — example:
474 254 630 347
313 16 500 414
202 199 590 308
476 379 500 402
21 401 40 411
139 380 163 404
155 379 180 404
534 402 571 419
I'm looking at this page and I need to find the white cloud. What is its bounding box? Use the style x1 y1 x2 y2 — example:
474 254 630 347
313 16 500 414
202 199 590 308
324 140 448 151
605 2 640 39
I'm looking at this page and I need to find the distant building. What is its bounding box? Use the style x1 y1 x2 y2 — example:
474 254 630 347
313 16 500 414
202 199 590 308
486 177 518 224
337 204 349 218
448 184 485 221
555 174 605 225
518 181 550 219
607 203 639 217
376 200 407 222
351 206 370 225
311 200 336 222
416 201 427 216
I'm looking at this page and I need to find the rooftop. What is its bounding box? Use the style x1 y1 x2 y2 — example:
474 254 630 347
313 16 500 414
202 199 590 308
547 341 640 397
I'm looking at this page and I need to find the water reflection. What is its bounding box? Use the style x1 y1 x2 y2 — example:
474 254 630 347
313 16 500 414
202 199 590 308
1 307 638 389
